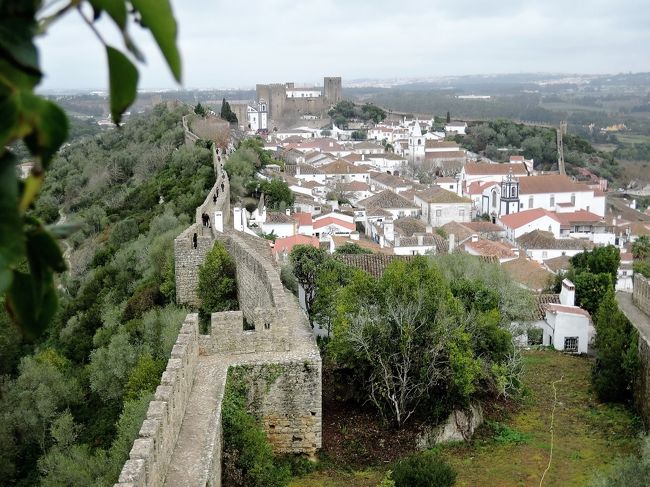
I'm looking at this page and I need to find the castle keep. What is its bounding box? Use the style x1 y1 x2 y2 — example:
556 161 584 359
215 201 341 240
255 76 342 124
114 123 321 487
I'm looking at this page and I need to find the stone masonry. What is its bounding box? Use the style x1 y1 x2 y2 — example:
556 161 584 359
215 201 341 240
114 118 321 487
618 274 650 427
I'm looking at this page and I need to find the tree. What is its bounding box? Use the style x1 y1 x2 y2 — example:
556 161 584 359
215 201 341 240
311 259 357 338
220 98 238 124
351 130 367 141
334 243 372 255
0 1 181 339
194 102 206 117
574 272 612 315
592 289 639 402
198 242 238 315
446 111 451 124
259 179 294 209
289 245 327 321
392 452 456 487
571 245 620 283
632 236 650 260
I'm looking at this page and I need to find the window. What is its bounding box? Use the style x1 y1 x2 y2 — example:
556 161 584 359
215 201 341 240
435 209 442 217
542 251 548 258
550 195 555 207
529 196 534 208
492 190 497 208
564 337 579 353
520 203 524 209
571 193 576 205
459 208 465 217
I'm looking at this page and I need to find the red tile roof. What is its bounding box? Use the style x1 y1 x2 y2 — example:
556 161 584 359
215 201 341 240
545 303 590 318
465 239 517 259
499 209 561 229
464 162 528 176
518 175 591 195
272 235 319 255
313 217 356 231
292 212 313 227
554 210 604 225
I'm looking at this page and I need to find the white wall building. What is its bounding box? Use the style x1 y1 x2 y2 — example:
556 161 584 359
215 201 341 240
414 187 472 227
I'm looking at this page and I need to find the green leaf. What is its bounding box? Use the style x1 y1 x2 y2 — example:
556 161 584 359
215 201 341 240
27 226 66 273
0 93 18 147
0 19 41 75
131 0 181 82
106 46 138 125
20 94 69 168
89 0 127 30
0 58 40 93
6 269 57 341
0 152 26 293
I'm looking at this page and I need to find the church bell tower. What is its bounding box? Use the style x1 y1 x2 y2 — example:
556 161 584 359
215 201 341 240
499 170 520 216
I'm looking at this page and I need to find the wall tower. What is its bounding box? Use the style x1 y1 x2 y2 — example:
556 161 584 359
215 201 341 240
323 76 342 105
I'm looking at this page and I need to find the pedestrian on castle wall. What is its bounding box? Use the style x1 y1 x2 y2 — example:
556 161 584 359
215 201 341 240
213 194 217 204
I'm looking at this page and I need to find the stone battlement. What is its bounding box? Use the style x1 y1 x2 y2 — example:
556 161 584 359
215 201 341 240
115 121 321 487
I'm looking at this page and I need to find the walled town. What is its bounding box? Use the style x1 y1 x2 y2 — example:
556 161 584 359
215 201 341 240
2 2 650 487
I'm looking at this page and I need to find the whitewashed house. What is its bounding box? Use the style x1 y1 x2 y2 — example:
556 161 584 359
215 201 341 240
414 187 472 227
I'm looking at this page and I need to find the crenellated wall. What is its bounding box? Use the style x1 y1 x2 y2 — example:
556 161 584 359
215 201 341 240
115 314 200 486
631 274 650 427
116 118 321 487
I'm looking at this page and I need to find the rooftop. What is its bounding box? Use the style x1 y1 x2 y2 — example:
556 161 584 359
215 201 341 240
501 256 554 292
266 212 296 224
415 186 471 204
545 303 591 318
518 174 591 195
334 254 419 278
533 294 561 320
394 217 427 236
272 235 319 255
499 208 560 229
321 159 368 175
543 255 572 273
464 162 528 176
358 189 418 210
517 230 595 250
465 238 517 259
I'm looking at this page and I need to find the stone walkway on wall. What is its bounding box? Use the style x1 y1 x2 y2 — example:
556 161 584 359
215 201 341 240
617 291 650 343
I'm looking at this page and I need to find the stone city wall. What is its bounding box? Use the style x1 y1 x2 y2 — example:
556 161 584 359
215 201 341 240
114 314 200 487
174 224 213 308
182 115 200 146
227 360 322 457
632 274 650 427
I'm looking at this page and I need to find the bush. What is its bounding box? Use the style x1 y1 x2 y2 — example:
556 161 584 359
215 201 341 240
392 452 456 487
197 241 238 314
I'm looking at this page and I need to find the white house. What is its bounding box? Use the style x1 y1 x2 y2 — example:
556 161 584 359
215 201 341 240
498 209 562 241
518 174 606 217
246 99 268 131
444 121 467 135
541 280 591 353
312 213 356 238
260 211 297 238
414 187 472 226
617 252 634 292
393 234 445 256
357 190 420 220
516 230 595 262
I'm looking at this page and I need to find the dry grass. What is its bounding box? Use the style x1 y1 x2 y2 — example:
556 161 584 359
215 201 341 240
290 350 640 487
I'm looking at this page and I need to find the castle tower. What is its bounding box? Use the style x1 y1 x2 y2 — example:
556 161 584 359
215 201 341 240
323 76 342 105
499 170 520 216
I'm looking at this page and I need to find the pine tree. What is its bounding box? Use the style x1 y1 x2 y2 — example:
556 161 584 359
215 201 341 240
446 111 451 124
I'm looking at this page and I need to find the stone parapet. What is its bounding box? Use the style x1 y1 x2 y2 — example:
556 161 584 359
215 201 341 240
114 314 199 487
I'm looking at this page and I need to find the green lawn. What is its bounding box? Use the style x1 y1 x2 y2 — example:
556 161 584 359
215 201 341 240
290 351 640 487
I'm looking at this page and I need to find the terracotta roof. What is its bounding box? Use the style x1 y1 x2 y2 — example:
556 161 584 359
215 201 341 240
266 212 296 224
435 177 457 183
465 239 517 259
369 172 412 188
397 234 446 252
554 210 604 226
296 137 344 151
354 140 383 150
333 254 419 278
466 181 497 195
367 153 407 161
321 159 368 175
291 212 313 227
286 163 323 176
415 186 471 204
510 155 525 162
342 153 365 163
501 257 555 292
464 162 528 176
424 150 467 160
358 190 418 210
341 181 370 192
313 217 356 231
440 221 473 242
545 303 590 318
463 221 504 233
331 236 392 254
499 209 560 230
425 140 460 149
517 230 595 251
394 217 427 236
543 255 571 273
367 207 393 217
518 175 590 195
534 294 561 320
272 235 319 255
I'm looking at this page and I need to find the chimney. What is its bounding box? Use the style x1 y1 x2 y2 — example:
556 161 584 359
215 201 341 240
285 208 291 216
395 235 401 247
448 233 455 253
560 279 576 307
350 231 360 241
362 154 365 161
471 234 479 243
296 165 301 176
426 225 433 233
417 234 424 246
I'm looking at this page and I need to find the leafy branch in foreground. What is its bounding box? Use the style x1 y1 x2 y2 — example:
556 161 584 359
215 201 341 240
0 0 181 339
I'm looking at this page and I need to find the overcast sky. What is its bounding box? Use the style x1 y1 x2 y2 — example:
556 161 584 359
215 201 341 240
37 0 650 91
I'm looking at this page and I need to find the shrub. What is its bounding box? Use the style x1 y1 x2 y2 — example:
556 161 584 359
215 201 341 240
392 453 456 487
197 241 238 314
122 283 163 321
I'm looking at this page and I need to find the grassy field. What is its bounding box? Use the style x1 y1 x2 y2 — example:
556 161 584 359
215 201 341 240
289 351 640 487
616 133 650 145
